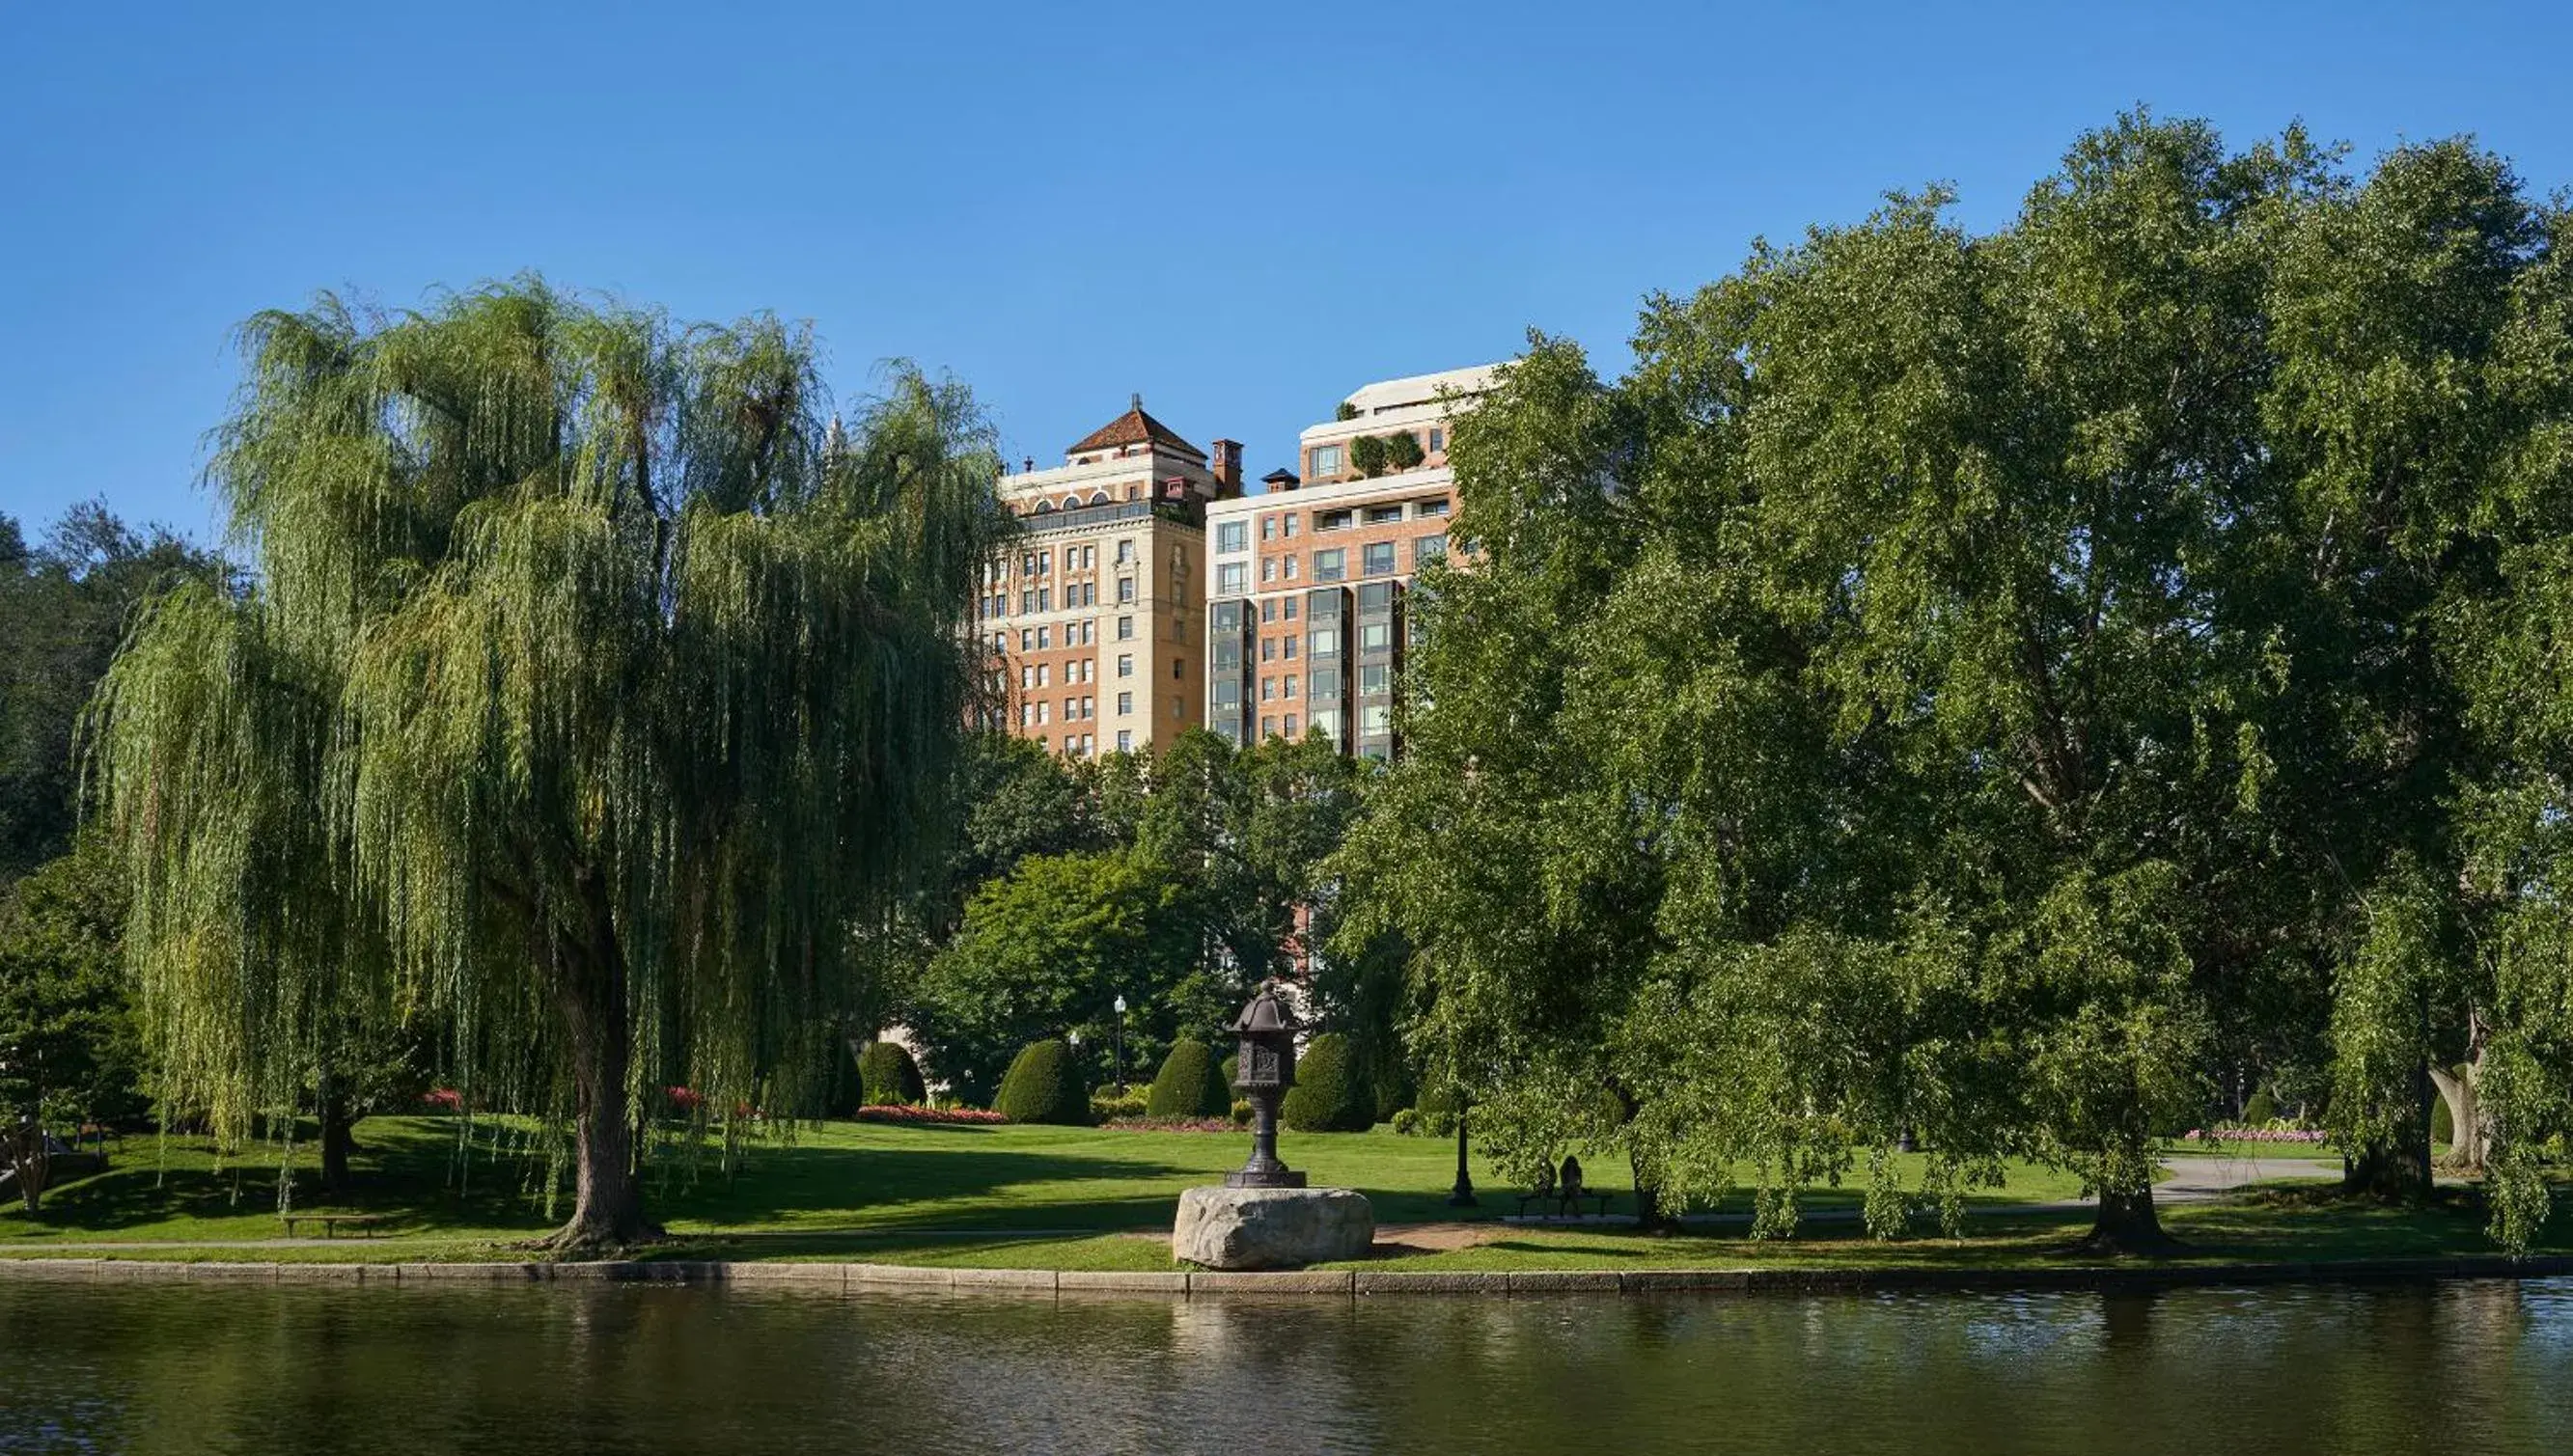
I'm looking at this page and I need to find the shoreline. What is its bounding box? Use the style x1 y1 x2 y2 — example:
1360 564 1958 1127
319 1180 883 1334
6 1251 2568 1299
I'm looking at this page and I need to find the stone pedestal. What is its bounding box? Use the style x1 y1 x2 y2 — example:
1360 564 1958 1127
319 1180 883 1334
1172 1186 1374 1271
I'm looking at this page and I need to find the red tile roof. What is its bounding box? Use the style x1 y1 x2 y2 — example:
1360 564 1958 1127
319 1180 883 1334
1067 396 1205 461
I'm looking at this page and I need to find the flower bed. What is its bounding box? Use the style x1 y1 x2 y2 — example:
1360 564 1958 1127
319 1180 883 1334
2183 1126 2330 1144
1100 1115 1235 1134
855 1104 1007 1126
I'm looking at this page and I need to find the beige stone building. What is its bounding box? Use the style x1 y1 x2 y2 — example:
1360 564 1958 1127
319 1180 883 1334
1204 365 1498 758
977 397 1239 755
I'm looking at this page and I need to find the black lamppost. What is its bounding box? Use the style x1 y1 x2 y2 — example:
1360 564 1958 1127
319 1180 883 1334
1113 994 1127 1093
1448 1093 1478 1207
1225 982 1306 1189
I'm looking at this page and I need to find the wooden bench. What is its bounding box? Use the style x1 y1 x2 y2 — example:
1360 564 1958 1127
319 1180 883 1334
279 1213 390 1239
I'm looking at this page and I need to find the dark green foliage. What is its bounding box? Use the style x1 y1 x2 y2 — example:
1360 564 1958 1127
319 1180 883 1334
1349 434 1388 478
1281 1032 1374 1132
2240 1085 2280 1126
1383 431 1425 472
1410 1081 1459 1139
858 1041 927 1107
1146 1039 1228 1117
0 836 148 1209
1335 401 1360 422
0 505 225 893
2431 1089 2455 1148
1221 1054 1239 1087
993 1039 1089 1125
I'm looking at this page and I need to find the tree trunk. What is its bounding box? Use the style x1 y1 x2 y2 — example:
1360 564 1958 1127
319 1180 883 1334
319 1104 358 1194
2428 1058 2486 1172
8 1116 47 1215
2080 1183 2175 1255
2343 1059 2437 1200
548 896 653 1250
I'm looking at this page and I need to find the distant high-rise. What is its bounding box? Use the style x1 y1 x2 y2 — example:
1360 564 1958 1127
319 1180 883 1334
975 397 1242 756
1203 365 1498 759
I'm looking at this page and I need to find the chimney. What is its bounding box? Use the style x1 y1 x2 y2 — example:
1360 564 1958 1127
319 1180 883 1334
1210 439 1244 497
1022 455 1035 475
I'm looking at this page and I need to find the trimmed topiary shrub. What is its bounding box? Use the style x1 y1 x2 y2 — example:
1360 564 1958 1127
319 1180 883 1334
1281 1032 1374 1132
1148 1039 1230 1118
2240 1084 2279 1127
858 1040 927 1108
1383 430 1425 472
1410 1081 1459 1139
994 1039 1090 1125
1091 1088 1148 1122
1221 1054 1239 1088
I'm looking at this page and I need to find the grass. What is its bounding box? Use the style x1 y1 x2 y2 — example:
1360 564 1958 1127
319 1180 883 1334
0 1115 2550 1274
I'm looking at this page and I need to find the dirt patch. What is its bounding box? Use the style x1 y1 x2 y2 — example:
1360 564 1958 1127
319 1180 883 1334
1371 1222 1501 1257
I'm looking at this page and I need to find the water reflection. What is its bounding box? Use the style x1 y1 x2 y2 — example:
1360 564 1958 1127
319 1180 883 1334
3 1278 2570 1454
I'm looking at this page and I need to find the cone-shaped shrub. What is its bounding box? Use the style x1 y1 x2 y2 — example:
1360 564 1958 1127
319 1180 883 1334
994 1039 1090 1125
1281 1032 1374 1132
859 1040 927 1107
1147 1039 1230 1118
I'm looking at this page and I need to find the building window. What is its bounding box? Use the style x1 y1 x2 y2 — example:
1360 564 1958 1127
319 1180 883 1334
1117 653 1134 678
1117 729 1133 753
1285 514 1299 538
1260 516 1278 541
1312 626 1340 658
1173 657 1183 680
1366 505 1403 524
1316 509 1352 533
1117 690 1133 715
1117 615 1134 640
1415 534 1448 565
1362 704 1393 735
1283 636 1297 660
1282 676 1297 700
1283 598 1299 620
1037 589 1052 612
1284 556 1299 581
1260 677 1276 701
1216 563 1247 595
1173 700 1183 719
1216 521 1248 553
1428 428 1444 453
1311 444 1342 478
1038 626 1052 648
1284 713 1298 736
1417 497 1451 517
1259 599 1276 623
1118 577 1136 604
1115 538 1135 564
1360 621 1392 651
1314 548 1345 582
1361 664 1391 694
1037 701 1051 725
1260 557 1276 583
1259 638 1275 662
1260 716 1276 737
1019 590 1035 614
1362 542 1395 576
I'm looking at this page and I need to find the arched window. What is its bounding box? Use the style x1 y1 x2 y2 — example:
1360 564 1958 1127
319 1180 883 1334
1063 496 1083 510
1089 491 1110 506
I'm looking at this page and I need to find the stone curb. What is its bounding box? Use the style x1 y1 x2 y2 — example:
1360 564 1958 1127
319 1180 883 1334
7 1252 2570 1298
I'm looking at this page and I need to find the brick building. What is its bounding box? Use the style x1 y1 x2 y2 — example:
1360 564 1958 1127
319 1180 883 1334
1203 365 1497 757
977 397 1242 755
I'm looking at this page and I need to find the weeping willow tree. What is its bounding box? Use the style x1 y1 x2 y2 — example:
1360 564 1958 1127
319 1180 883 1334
89 280 1010 1248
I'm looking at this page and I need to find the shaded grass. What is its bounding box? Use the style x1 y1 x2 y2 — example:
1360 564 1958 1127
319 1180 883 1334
3 1117 2549 1275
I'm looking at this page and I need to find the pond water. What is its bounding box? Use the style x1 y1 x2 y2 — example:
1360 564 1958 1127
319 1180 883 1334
4 1277 2571 1454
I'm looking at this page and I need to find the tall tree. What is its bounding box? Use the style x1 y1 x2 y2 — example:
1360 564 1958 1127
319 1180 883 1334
89 282 1007 1248
0 834 147 1212
0 505 224 891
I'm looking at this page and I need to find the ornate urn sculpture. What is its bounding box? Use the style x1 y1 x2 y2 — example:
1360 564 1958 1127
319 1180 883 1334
1226 981 1305 1190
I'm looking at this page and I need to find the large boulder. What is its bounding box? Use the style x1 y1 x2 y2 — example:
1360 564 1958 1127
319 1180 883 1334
1172 1186 1374 1271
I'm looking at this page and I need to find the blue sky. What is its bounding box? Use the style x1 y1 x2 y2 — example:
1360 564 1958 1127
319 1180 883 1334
4 1 2567 546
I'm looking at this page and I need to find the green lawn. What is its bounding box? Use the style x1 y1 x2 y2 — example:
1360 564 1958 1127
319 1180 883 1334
0 1115 2550 1273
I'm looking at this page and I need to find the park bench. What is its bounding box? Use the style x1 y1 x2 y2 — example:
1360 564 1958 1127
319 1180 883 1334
1514 1157 1615 1219
278 1213 390 1239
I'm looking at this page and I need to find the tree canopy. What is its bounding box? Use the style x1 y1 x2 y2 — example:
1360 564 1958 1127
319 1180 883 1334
88 280 1010 1246
1338 114 2573 1250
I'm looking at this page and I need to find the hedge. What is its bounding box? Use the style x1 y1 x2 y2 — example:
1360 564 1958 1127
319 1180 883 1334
1281 1032 1374 1133
858 1040 927 1108
994 1039 1090 1125
1148 1039 1230 1118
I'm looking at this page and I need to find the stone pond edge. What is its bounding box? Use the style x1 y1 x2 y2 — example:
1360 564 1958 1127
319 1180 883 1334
5 1253 2571 1298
